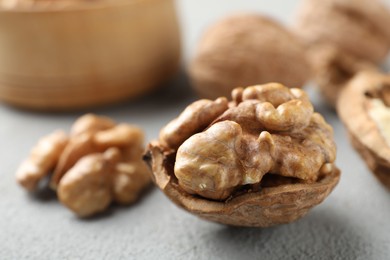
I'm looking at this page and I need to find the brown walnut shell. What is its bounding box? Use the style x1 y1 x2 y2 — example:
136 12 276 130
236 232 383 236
338 71 390 189
145 143 340 227
307 44 377 108
294 0 390 64
188 13 310 99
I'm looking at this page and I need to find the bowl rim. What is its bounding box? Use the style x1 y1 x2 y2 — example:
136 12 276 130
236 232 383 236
0 0 169 14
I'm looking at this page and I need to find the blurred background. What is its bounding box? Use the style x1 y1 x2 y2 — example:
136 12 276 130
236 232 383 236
0 0 389 259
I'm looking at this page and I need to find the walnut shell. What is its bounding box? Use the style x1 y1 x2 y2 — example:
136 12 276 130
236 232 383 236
188 13 310 99
145 142 340 227
338 71 390 189
294 0 390 64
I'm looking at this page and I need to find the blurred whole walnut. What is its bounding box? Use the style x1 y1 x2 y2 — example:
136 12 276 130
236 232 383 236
145 83 340 227
294 0 390 64
308 44 378 107
188 13 311 99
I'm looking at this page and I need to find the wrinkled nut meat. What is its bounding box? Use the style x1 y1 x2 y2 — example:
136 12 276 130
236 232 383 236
16 131 68 191
16 114 151 217
51 122 145 190
294 0 390 64
58 149 119 218
188 13 310 99
338 71 390 189
307 44 378 107
145 83 340 227
58 147 151 217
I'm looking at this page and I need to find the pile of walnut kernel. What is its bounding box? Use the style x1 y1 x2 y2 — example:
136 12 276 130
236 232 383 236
159 83 337 201
16 114 151 218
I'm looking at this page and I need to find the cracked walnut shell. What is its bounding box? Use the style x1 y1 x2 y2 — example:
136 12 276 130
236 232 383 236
188 13 310 99
145 83 340 227
338 71 390 189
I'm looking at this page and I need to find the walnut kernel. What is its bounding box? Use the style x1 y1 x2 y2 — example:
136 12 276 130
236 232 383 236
16 130 68 191
16 114 151 217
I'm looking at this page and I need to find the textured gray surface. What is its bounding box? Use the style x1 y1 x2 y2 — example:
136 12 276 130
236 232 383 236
1 1 390 259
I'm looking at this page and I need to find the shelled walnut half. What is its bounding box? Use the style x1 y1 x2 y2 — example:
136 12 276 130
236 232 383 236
145 83 340 227
16 114 151 217
338 71 390 189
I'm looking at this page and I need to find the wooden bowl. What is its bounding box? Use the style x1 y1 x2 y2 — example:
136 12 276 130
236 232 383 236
0 0 181 110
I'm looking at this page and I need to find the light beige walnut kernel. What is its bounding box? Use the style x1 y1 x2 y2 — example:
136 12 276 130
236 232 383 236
58 147 152 217
338 71 390 189
188 13 310 99
16 130 68 191
51 133 98 189
70 113 116 137
51 121 145 190
16 114 151 218
146 83 340 227
159 97 229 150
112 161 151 205
58 149 118 218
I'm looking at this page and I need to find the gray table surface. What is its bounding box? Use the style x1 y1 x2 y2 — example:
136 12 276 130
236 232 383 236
1 1 390 259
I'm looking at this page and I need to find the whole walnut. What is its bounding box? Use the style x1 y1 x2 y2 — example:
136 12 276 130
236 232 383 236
307 44 377 107
146 83 340 227
188 13 311 99
294 0 390 64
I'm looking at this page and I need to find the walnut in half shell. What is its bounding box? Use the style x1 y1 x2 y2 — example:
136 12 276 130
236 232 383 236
338 71 390 189
145 83 340 227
